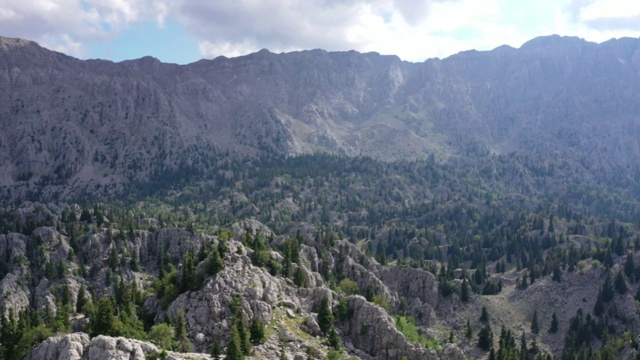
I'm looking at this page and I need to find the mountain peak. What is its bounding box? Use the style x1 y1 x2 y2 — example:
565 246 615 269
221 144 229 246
520 34 591 51
0 36 37 50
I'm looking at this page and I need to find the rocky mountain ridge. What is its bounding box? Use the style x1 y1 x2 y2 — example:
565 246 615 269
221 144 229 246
2 35 640 201
0 202 471 360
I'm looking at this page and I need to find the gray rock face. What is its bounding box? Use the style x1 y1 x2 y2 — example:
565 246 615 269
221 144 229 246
25 333 90 360
26 333 211 360
342 296 438 360
3 35 640 201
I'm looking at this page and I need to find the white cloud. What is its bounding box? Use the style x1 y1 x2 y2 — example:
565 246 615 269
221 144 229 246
178 0 513 61
3 0 640 62
579 0 640 21
0 0 173 56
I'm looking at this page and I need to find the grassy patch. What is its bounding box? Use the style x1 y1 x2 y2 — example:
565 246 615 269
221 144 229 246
394 316 439 350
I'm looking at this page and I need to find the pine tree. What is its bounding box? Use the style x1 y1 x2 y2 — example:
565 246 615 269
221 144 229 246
91 298 119 336
226 324 244 360
478 324 493 351
236 315 251 356
460 278 470 302
519 332 527 358
594 290 604 316
552 265 562 282
174 311 193 353
466 319 473 340
207 246 224 276
76 285 88 314
480 306 489 323
250 318 266 344
211 341 221 360
531 310 539 335
327 327 341 349
318 296 334 335
625 253 635 281
294 266 307 287
614 270 628 294
549 312 558 333
379 249 387 266
180 248 197 292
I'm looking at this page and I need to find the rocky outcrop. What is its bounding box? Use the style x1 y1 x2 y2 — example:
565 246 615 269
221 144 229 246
26 333 210 360
341 296 438 360
25 333 90 360
155 242 333 353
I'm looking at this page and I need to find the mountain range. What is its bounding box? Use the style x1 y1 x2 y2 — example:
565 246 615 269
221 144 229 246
2 35 640 201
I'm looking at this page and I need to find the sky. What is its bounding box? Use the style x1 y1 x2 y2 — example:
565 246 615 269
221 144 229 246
1 0 640 64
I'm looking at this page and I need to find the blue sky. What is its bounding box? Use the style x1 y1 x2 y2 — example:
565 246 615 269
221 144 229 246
1 0 640 64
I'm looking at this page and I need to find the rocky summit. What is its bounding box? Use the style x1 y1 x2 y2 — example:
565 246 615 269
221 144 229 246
1 35 640 360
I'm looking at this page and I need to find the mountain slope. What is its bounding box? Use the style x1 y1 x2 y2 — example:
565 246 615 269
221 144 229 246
2 35 640 200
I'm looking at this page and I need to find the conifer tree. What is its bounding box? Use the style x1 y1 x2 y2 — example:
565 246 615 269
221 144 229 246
477 324 493 351
211 341 221 360
294 266 307 287
90 298 117 337
480 306 489 323
460 278 470 302
318 296 334 335
625 253 635 281
549 312 558 334
531 310 539 335
174 311 193 353
614 270 628 294
226 324 244 360
250 318 266 344
76 285 88 314
602 274 614 302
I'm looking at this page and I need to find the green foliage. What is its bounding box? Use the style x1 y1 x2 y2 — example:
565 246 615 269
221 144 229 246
251 249 270 268
614 270 628 294
14 325 53 360
249 318 266 344
206 246 224 276
480 306 489 323
531 310 539 335
439 281 458 297
477 324 493 351
339 278 359 295
152 268 180 309
318 296 334 335
148 323 175 348
211 341 221 360
90 298 117 337
394 316 439 350
325 350 344 360
76 285 89 313
173 311 193 353
460 278 470 302
226 324 244 360
372 294 390 311
294 266 307 287
336 297 353 320
327 327 341 349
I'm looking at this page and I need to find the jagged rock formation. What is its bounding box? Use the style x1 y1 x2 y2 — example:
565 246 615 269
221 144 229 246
2 35 640 200
0 203 469 360
25 333 209 360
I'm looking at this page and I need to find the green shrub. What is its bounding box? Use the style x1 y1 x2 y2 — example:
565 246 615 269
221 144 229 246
395 316 439 350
